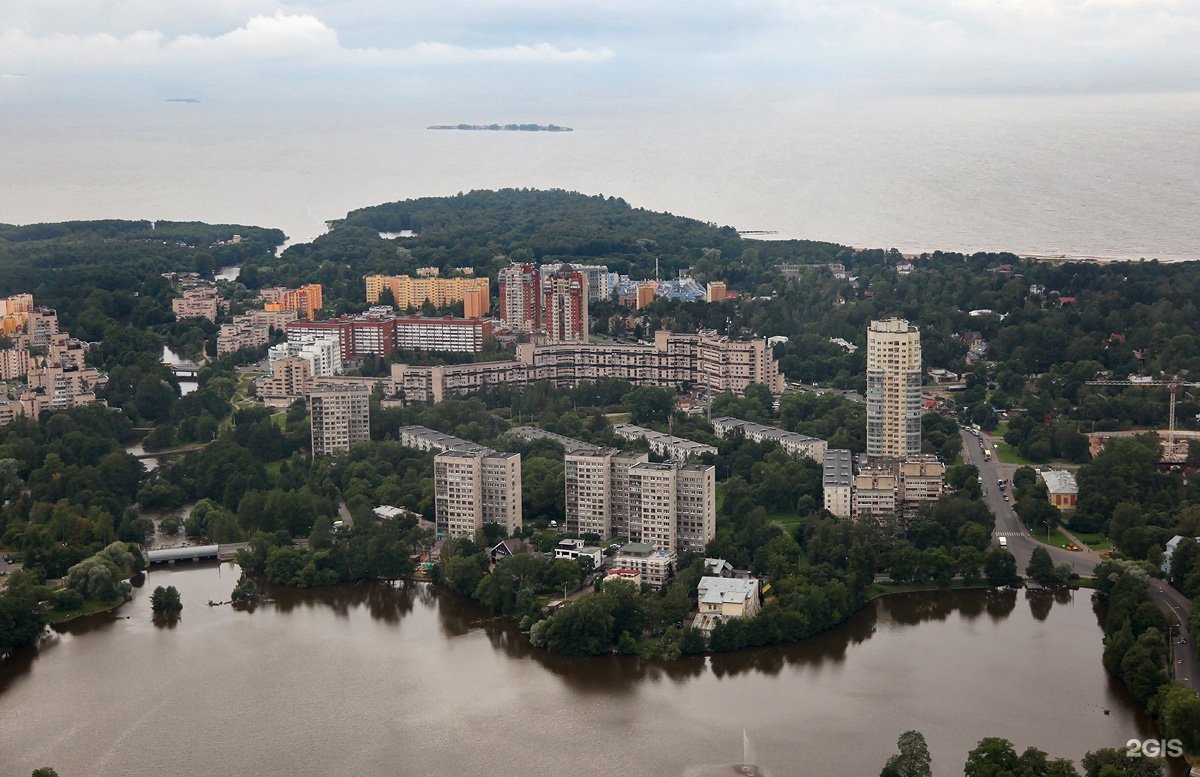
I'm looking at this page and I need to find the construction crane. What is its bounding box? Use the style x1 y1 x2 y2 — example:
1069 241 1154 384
1085 378 1200 462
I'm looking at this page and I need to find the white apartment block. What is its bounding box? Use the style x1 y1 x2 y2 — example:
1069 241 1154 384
393 317 489 353
398 424 490 454
309 383 370 456
434 448 522 538
270 334 342 378
866 318 923 459
710 417 828 461
611 423 717 461
822 448 854 519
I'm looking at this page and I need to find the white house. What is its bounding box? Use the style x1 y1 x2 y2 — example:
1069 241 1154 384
694 576 761 632
1163 535 1199 576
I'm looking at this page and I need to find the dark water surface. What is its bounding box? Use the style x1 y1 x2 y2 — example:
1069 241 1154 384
0 565 1170 776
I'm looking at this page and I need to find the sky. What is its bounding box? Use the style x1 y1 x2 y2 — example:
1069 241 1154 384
3 0 1200 110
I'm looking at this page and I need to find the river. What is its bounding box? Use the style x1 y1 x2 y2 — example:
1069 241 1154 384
1 565 1177 777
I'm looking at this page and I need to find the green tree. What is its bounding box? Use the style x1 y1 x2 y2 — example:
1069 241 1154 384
880 730 932 777
1026 546 1056 586
150 585 182 613
984 548 1019 586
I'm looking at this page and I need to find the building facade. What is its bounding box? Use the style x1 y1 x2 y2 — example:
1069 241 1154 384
308 383 370 456
498 263 541 333
866 318 923 459
261 283 323 319
364 275 490 315
1039 470 1079 511
822 448 854 519
389 329 785 403
627 461 716 554
172 286 220 322
540 265 589 342
433 448 522 537
710 417 827 461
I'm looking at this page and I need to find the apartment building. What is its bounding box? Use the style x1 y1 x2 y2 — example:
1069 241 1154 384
508 426 601 453
171 286 220 322
498 263 540 332
254 357 313 408
217 309 297 355
541 263 611 303
866 318 923 459
710 417 828 461
852 468 899 519
540 265 588 342
308 383 370 456
260 283 323 319
706 281 728 303
269 334 342 378
433 448 522 537
26 308 59 348
898 455 947 504
0 346 30 381
628 461 716 554
822 448 854 519
393 316 492 353
564 448 650 538
364 275 490 316
398 425 489 453
611 423 717 462
610 542 676 589
1 293 34 335
388 329 785 402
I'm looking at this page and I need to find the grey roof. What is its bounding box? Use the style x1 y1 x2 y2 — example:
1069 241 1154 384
822 448 854 486
711 417 822 444
1038 469 1078 495
509 426 601 453
147 545 219 563
697 576 758 603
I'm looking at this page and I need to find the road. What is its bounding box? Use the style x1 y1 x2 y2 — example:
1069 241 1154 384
959 429 1099 576
961 428 1199 693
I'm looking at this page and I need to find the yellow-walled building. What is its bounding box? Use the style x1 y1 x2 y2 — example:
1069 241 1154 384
365 275 490 315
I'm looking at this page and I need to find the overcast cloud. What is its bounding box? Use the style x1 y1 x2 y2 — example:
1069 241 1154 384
2 1 1198 104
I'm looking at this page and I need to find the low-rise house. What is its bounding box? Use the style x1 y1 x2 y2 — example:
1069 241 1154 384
694 576 761 632
490 538 537 566
1163 536 1199 576
610 542 676 589
704 558 735 577
1038 470 1078 511
553 539 604 569
603 567 642 587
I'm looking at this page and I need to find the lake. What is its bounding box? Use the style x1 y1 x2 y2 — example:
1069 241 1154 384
0 565 1174 777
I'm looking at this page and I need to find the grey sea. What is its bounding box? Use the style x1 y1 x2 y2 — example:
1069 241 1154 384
3 91 1199 260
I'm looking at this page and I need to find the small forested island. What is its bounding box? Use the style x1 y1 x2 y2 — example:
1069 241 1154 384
427 123 572 132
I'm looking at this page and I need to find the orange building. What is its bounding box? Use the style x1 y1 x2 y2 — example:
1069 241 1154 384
262 284 323 319
636 282 658 310
463 287 489 319
365 275 490 314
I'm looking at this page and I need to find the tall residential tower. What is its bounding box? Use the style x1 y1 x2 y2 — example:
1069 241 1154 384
865 318 922 459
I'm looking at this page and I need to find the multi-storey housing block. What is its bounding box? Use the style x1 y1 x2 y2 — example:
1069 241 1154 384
710 417 827 461
308 383 370 456
866 318 923 459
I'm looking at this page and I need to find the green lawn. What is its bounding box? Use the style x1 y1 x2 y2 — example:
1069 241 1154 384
1066 529 1113 551
1032 525 1083 551
45 596 126 624
768 512 804 530
994 442 1035 465
265 461 283 477
271 412 287 428
992 421 1010 437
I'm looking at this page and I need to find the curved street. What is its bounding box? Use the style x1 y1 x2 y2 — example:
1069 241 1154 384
960 428 1198 692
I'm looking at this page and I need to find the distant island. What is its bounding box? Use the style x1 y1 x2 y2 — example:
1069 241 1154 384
427 123 572 132
165 98 201 103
